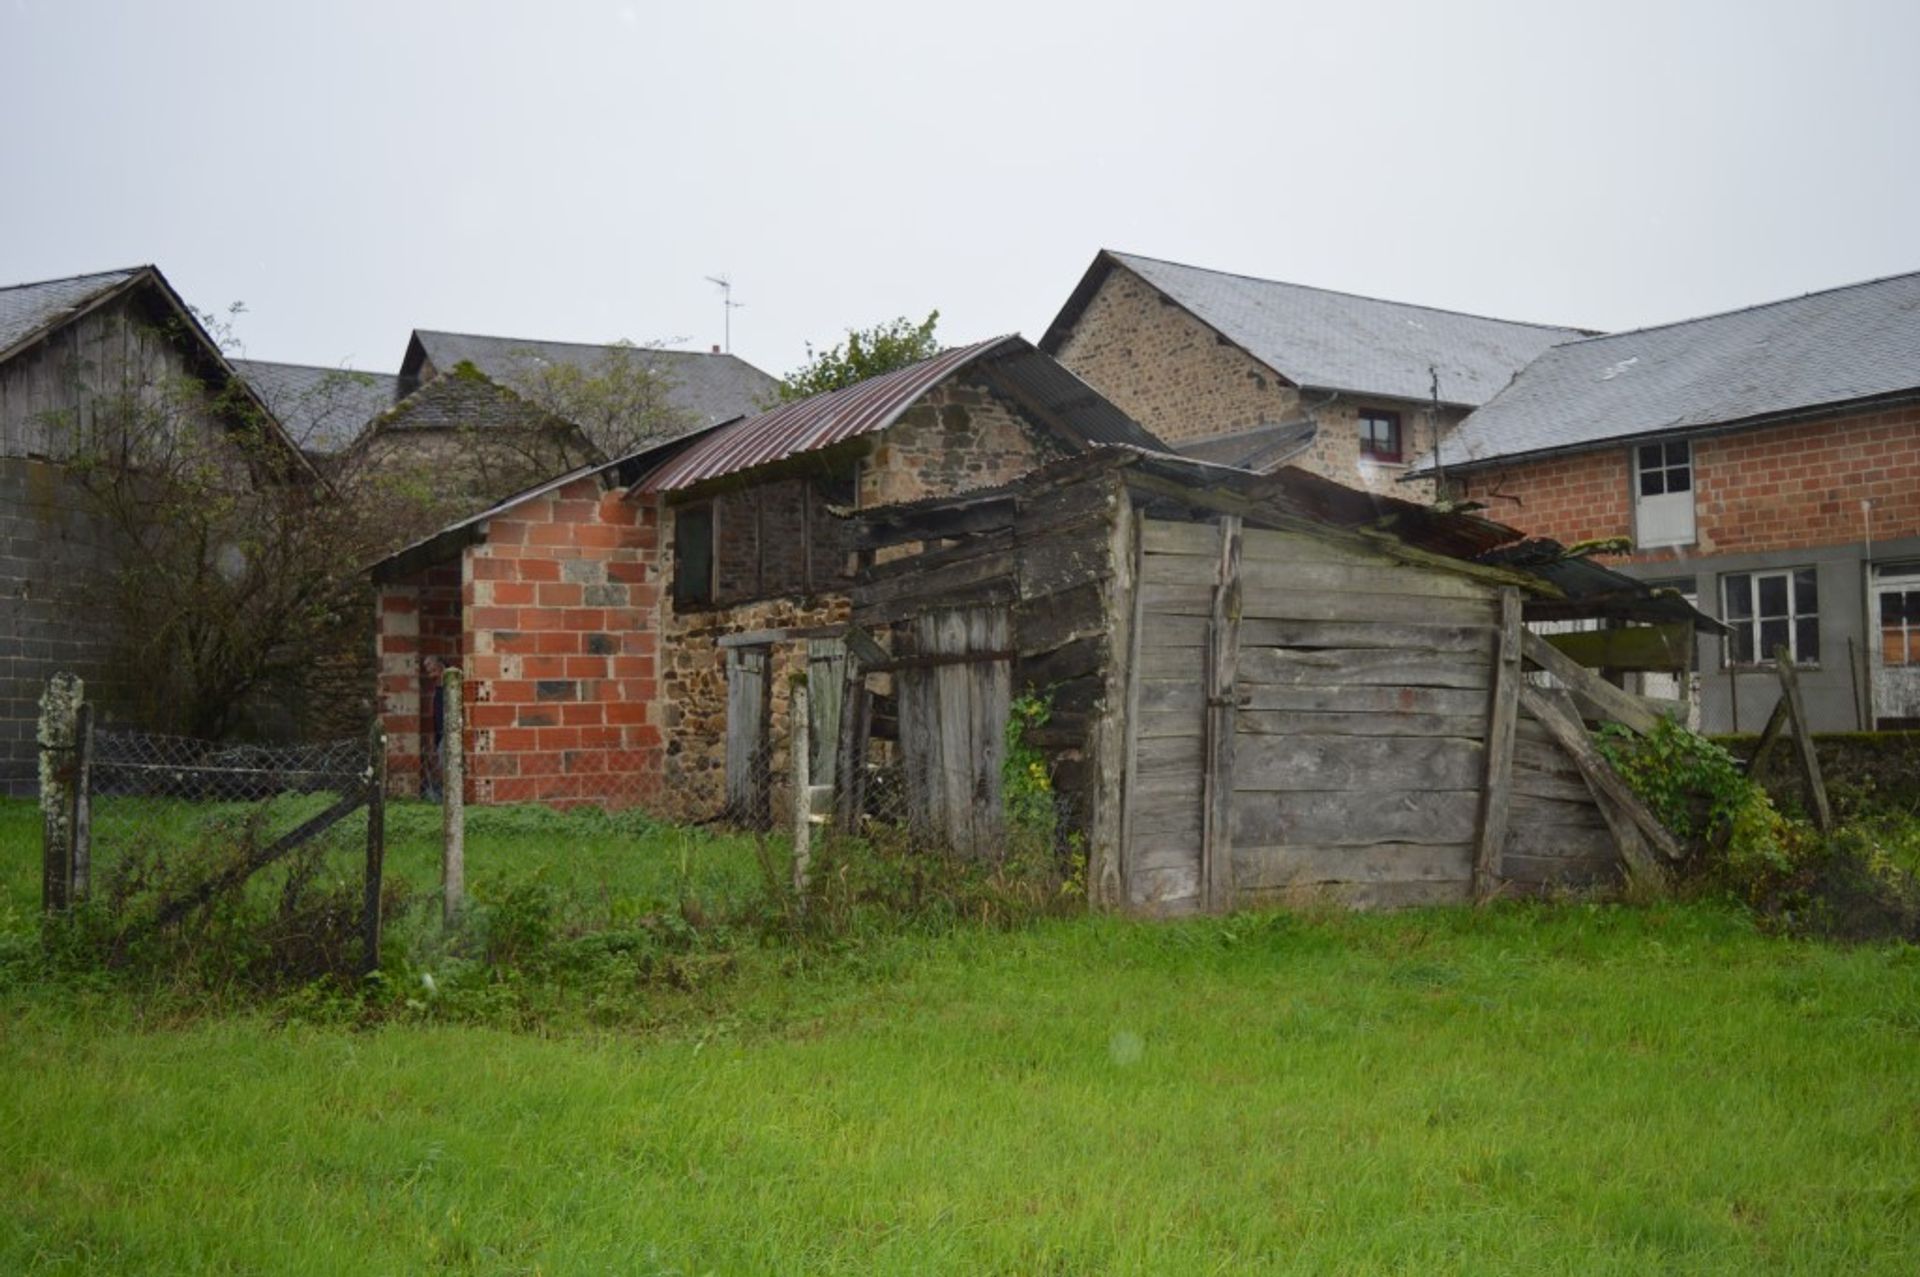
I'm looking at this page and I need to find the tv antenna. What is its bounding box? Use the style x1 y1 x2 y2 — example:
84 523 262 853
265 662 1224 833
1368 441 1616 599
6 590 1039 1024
705 274 744 353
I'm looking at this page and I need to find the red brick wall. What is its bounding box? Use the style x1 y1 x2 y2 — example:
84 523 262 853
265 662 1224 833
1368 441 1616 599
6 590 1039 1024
1460 403 1920 564
424 475 662 808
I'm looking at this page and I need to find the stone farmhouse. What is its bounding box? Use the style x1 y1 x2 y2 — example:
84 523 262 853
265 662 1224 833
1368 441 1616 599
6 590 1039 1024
1420 270 1920 733
0 266 317 793
368 335 1162 817
1041 250 1588 498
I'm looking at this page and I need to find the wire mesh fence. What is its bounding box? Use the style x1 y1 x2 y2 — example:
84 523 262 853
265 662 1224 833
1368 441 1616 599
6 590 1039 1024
37 675 386 976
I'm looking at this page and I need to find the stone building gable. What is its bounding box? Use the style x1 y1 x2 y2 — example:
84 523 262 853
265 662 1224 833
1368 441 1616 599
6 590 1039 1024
1050 266 1440 498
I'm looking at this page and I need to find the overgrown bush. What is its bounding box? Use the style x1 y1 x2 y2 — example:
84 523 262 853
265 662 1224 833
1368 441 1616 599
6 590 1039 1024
1597 718 1919 940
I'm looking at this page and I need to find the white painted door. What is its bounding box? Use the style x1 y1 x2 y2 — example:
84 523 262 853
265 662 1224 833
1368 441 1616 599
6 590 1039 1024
1872 565 1920 728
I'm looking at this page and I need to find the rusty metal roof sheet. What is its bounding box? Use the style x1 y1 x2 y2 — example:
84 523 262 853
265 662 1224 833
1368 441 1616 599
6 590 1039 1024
635 335 1162 493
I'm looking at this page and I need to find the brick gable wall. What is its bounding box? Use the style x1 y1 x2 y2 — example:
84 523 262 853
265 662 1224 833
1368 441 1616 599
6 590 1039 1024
1459 403 1920 564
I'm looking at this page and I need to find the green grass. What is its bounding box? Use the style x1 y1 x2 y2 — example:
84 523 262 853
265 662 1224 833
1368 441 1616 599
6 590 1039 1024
5 803 1920 1272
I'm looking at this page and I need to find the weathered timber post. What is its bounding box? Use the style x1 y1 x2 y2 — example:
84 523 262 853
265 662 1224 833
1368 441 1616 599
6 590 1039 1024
38 673 83 914
363 720 387 976
1200 515 1243 913
441 665 466 925
1473 588 1523 903
791 675 811 899
72 702 94 901
1774 650 1832 833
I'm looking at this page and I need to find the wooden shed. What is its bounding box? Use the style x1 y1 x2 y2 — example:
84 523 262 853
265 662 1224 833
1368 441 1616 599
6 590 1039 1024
840 449 1709 914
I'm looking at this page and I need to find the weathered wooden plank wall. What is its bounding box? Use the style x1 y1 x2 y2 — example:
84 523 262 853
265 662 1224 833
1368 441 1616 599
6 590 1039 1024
1124 515 1628 913
723 645 771 827
896 606 1010 857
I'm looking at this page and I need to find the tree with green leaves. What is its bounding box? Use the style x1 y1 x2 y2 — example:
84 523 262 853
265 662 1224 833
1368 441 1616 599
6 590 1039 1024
778 311 941 402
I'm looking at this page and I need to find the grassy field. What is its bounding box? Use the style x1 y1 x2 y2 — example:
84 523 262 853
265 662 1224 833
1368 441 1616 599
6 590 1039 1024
4 801 1920 1273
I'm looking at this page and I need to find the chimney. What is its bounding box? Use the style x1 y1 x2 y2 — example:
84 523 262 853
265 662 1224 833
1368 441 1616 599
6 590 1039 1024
711 344 721 354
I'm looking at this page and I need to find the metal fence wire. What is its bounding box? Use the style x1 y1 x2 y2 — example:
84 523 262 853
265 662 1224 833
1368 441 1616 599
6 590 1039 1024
43 698 387 973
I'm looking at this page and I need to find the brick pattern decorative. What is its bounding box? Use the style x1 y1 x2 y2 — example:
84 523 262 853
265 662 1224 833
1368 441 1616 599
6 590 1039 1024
1050 266 1448 497
1460 404 1920 564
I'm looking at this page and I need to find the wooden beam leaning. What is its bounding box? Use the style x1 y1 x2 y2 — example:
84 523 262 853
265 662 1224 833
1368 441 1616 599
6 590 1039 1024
1774 651 1833 833
1746 697 1792 777
1520 629 1665 736
1200 515 1244 913
1473 587 1523 903
1519 684 1683 880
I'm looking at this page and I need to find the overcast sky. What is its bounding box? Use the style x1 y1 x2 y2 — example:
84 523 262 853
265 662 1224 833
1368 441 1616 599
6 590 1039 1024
4 0 1917 381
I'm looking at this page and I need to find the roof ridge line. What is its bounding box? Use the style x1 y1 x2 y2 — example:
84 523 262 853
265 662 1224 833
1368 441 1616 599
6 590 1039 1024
1528 266 1920 349
1106 249 1594 335
0 264 150 293
233 356 399 376
414 326 742 358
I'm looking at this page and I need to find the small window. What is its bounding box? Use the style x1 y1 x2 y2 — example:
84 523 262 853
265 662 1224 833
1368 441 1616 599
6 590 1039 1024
1722 567 1819 665
673 503 716 607
1634 439 1696 546
1358 409 1403 463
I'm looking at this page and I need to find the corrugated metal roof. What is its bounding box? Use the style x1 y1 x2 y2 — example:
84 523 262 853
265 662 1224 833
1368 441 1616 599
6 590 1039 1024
636 335 1163 493
1423 268 1920 471
1043 250 1589 408
0 267 143 360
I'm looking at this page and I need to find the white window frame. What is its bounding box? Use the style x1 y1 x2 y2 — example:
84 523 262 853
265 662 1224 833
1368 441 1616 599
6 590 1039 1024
1874 563 1920 671
1633 439 1696 548
1721 567 1820 667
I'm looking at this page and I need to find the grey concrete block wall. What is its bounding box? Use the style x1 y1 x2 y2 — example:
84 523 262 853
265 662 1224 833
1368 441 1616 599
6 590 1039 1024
0 457 119 796
1617 531 1920 734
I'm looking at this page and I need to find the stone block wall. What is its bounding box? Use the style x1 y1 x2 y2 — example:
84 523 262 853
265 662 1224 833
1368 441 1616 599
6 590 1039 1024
659 593 850 822
1456 402 1920 565
0 458 118 795
860 375 1063 507
1050 265 1445 498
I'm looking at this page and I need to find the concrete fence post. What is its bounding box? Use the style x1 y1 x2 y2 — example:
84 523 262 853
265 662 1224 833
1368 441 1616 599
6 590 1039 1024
38 672 83 914
441 665 466 926
791 676 811 899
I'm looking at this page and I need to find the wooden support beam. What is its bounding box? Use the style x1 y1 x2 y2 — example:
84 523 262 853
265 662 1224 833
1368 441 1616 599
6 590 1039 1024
1746 697 1791 777
1201 515 1243 913
1519 684 1684 875
1473 588 1523 903
1774 651 1833 833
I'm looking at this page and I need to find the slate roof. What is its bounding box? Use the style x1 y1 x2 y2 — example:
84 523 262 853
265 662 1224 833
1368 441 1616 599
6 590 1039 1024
369 369 567 437
0 267 144 359
1043 250 1589 409
231 359 402 454
1425 269 1920 472
406 330 779 429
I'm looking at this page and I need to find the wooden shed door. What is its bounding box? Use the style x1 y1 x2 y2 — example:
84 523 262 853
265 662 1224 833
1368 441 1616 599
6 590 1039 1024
895 606 1009 858
725 644 772 827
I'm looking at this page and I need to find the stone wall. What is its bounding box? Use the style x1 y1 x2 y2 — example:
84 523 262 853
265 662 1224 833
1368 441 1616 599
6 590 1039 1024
860 375 1065 506
1051 264 1446 498
659 593 850 822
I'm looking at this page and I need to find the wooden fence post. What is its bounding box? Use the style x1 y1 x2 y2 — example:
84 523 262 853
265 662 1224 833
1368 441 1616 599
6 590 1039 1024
363 720 387 976
441 665 466 925
791 675 811 898
38 672 83 914
1774 650 1833 833
1473 588 1523 903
